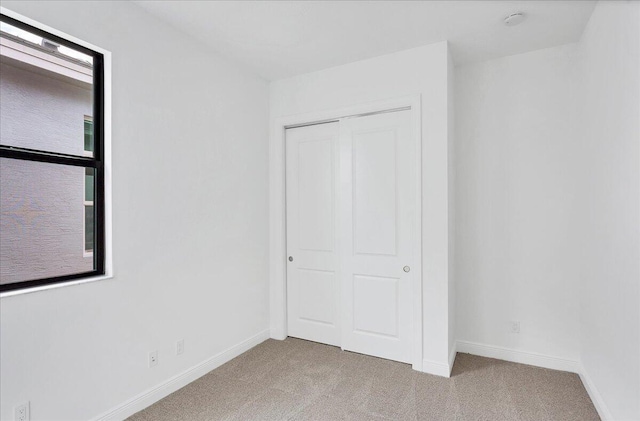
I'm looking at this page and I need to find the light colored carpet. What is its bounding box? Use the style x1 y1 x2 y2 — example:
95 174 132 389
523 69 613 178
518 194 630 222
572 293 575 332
128 337 599 421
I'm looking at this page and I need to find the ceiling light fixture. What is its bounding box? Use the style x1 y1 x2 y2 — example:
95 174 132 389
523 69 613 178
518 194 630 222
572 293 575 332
504 12 525 26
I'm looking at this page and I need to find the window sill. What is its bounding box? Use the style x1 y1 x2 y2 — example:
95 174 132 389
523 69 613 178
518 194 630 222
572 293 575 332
0 273 113 298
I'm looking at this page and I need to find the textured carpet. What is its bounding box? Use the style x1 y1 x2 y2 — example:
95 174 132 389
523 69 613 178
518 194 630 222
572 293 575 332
128 338 599 421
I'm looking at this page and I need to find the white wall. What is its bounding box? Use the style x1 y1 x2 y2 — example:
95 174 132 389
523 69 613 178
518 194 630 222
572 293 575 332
455 43 582 362
270 42 454 371
579 1 640 419
455 1 640 418
0 1 270 420
447 47 456 363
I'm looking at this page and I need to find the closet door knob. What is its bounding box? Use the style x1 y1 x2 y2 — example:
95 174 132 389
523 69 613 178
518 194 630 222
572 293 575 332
289 256 294 262
403 266 410 273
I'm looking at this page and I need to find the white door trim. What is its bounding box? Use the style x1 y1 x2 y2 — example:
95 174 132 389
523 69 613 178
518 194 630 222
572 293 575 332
269 94 423 370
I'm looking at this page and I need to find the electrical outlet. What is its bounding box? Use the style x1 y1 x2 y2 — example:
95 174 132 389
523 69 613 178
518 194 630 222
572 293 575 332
510 321 521 334
149 350 158 367
15 401 29 421
176 339 184 356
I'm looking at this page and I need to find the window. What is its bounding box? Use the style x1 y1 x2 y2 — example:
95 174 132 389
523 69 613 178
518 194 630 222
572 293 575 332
84 116 94 157
0 13 106 292
84 117 94 254
85 168 95 254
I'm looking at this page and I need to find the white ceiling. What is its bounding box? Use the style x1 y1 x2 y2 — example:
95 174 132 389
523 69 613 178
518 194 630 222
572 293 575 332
134 0 596 81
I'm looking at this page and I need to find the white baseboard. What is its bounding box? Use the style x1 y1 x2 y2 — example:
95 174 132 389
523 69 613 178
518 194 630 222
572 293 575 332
90 332 612 421
457 340 616 420
456 340 581 373
448 343 457 376
270 327 287 340
578 365 613 421
422 344 457 378
94 329 270 421
422 358 452 377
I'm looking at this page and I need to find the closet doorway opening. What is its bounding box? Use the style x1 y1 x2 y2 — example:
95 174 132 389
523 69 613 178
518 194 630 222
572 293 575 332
270 96 423 369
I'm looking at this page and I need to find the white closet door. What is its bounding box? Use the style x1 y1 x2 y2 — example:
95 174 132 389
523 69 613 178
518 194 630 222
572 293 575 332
339 110 415 363
286 122 341 346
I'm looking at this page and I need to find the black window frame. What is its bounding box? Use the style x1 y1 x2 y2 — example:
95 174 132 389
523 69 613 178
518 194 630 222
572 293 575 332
0 13 105 293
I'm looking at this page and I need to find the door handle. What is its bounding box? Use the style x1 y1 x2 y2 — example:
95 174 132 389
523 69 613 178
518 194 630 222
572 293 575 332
289 256 294 262
403 266 410 273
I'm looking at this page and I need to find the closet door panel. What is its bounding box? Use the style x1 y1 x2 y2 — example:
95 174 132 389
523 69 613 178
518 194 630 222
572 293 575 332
340 110 415 363
286 122 341 346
